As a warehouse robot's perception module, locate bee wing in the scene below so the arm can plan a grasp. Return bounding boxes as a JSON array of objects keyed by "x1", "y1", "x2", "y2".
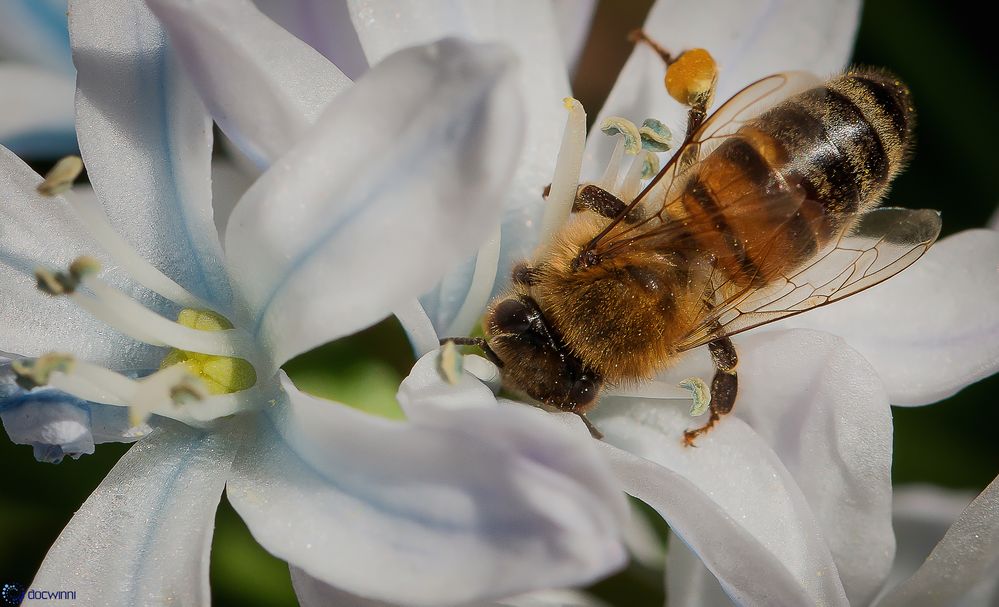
[
  {"x1": 691, "y1": 71, "x2": 822, "y2": 156},
  {"x1": 673, "y1": 206, "x2": 943, "y2": 352},
  {"x1": 585, "y1": 71, "x2": 823, "y2": 252}
]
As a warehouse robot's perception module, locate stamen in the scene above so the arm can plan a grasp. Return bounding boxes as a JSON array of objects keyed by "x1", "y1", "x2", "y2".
[
  {"x1": 68, "y1": 271, "x2": 257, "y2": 360},
  {"x1": 599, "y1": 138, "x2": 626, "y2": 190},
  {"x1": 61, "y1": 188, "x2": 210, "y2": 310},
  {"x1": 439, "y1": 341, "x2": 462, "y2": 385},
  {"x1": 619, "y1": 150, "x2": 657, "y2": 202},
  {"x1": 37, "y1": 357, "x2": 260, "y2": 426},
  {"x1": 603, "y1": 380, "x2": 689, "y2": 400},
  {"x1": 540, "y1": 97, "x2": 587, "y2": 244},
  {"x1": 444, "y1": 225, "x2": 501, "y2": 338},
  {"x1": 599, "y1": 117, "x2": 641, "y2": 155},
  {"x1": 11, "y1": 353, "x2": 75, "y2": 390},
  {"x1": 37, "y1": 155, "x2": 84, "y2": 196},
  {"x1": 639, "y1": 119, "x2": 673, "y2": 152}
]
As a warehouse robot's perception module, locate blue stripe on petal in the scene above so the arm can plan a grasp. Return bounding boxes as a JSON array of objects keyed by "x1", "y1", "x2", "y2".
[{"x1": 0, "y1": 128, "x2": 78, "y2": 158}]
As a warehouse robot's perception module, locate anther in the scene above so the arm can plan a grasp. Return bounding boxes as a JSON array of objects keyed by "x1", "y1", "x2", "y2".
[
  {"x1": 639, "y1": 119, "x2": 673, "y2": 152},
  {"x1": 37, "y1": 155, "x2": 84, "y2": 197},
  {"x1": 679, "y1": 377, "x2": 711, "y2": 416},
  {"x1": 11, "y1": 353, "x2": 75, "y2": 390},
  {"x1": 600, "y1": 117, "x2": 642, "y2": 155},
  {"x1": 439, "y1": 341, "x2": 462, "y2": 385}
]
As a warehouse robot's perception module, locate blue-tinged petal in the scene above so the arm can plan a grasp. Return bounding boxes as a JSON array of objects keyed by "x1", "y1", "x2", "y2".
[
  {"x1": 225, "y1": 38, "x2": 523, "y2": 368},
  {"x1": 30, "y1": 423, "x2": 236, "y2": 604},
  {"x1": 252, "y1": 0, "x2": 369, "y2": 81},
  {"x1": 0, "y1": 146, "x2": 163, "y2": 369},
  {"x1": 590, "y1": 401, "x2": 849, "y2": 606},
  {"x1": 778, "y1": 230, "x2": 999, "y2": 406},
  {"x1": 583, "y1": 0, "x2": 861, "y2": 179},
  {"x1": 0, "y1": 359, "x2": 151, "y2": 462},
  {"x1": 879, "y1": 473, "x2": 999, "y2": 607},
  {"x1": 0, "y1": 387, "x2": 94, "y2": 463},
  {"x1": 69, "y1": 0, "x2": 232, "y2": 309},
  {"x1": 227, "y1": 375, "x2": 627, "y2": 606},
  {"x1": 0, "y1": 64, "x2": 76, "y2": 158},
  {"x1": 346, "y1": 0, "x2": 573, "y2": 335},
  {"x1": 0, "y1": 0, "x2": 74, "y2": 74},
  {"x1": 146, "y1": 0, "x2": 352, "y2": 168}
]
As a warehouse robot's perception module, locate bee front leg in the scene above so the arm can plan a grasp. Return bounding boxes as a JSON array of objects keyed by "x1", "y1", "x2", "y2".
[{"x1": 683, "y1": 337, "x2": 738, "y2": 447}]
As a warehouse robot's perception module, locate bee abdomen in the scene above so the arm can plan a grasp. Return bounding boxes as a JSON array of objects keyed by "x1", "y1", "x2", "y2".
[{"x1": 756, "y1": 69, "x2": 914, "y2": 215}]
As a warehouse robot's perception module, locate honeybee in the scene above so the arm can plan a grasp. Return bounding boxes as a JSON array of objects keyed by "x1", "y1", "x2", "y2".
[{"x1": 449, "y1": 48, "x2": 941, "y2": 445}]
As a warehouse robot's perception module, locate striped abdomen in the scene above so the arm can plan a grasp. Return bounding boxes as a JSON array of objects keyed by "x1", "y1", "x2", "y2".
[{"x1": 676, "y1": 69, "x2": 914, "y2": 286}]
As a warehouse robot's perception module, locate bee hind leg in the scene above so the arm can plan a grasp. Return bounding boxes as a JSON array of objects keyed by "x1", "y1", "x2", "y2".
[{"x1": 683, "y1": 338, "x2": 738, "y2": 447}]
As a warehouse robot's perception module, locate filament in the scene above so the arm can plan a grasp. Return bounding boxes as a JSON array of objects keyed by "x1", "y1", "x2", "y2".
[
  {"x1": 444, "y1": 224, "x2": 502, "y2": 338},
  {"x1": 62, "y1": 188, "x2": 212, "y2": 310},
  {"x1": 540, "y1": 97, "x2": 587, "y2": 245}
]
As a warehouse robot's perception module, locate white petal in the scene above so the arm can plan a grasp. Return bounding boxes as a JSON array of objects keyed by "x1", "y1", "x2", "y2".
[
  {"x1": 0, "y1": 64, "x2": 76, "y2": 158},
  {"x1": 591, "y1": 401, "x2": 849, "y2": 606},
  {"x1": 70, "y1": 0, "x2": 232, "y2": 308},
  {"x1": 665, "y1": 533, "x2": 735, "y2": 607},
  {"x1": 346, "y1": 0, "x2": 573, "y2": 333},
  {"x1": 551, "y1": 0, "x2": 597, "y2": 73},
  {"x1": 879, "y1": 485, "x2": 977, "y2": 600},
  {"x1": 396, "y1": 349, "x2": 498, "y2": 417},
  {"x1": 227, "y1": 375, "x2": 627, "y2": 606},
  {"x1": 731, "y1": 329, "x2": 893, "y2": 605},
  {"x1": 879, "y1": 474, "x2": 999, "y2": 607},
  {"x1": 146, "y1": 0, "x2": 352, "y2": 167},
  {"x1": 225, "y1": 39, "x2": 523, "y2": 368},
  {"x1": 584, "y1": 0, "x2": 861, "y2": 178},
  {"x1": 252, "y1": 0, "x2": 369, "y2": 80},
  {"x1": 0, "y1": 0, "x2": 74, "y2": 74},
  {"x1": 779, "y1": 230, "x2": 999, "y2": 405},
  {"x1": 0, "y1": 146, "x2": 162, "y2": 369},
  {"x1": 291, "y1": 568, "x2": 393, "y2": 607},
  {"x1": 31, "y1": 423, "x2": 236, "y2": 604}
]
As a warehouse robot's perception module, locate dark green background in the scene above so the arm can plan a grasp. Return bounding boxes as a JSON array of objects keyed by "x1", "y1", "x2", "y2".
[{"x1": 2, "y1": 2, "x2": 996, "y2": 605}]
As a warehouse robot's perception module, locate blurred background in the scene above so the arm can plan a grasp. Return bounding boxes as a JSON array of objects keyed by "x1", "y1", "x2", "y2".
[{"x1": 2, "y1": 1, "x2": 997, "y2": 605}]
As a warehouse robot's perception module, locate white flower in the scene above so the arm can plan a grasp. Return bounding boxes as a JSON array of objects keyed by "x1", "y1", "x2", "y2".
[
  {"x1": 0, "y1": 0, "x2": 78, "y2": 158},
  {"x1": 0, "y1": 0, "x2": 632, "y2": 605},
  {"x1": 142, "y1": 0, "x2": 999, "y2": 604}
]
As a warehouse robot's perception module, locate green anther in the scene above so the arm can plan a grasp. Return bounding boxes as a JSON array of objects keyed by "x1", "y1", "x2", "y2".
[
  {"x1": 641, "y1": 151, "x2": 661, "y2": 179},
  {"x1": 160, "y1": 309, "x2": 256, "y2": 394},
  {"x1": 600, "y1": 117, "x2": 642, "y2": 155},
  {"x1": 639, "y1": 118, "x2": 673, "y2": 152},
  {"x1": 679, "y1": 377, "x2": 711, "y2": 416}
]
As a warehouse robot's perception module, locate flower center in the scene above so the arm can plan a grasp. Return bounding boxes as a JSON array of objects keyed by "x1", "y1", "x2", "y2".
[
  {"x1": 12, "y1": 171, "x2": 267, "y2": 427},
  {"x1": 159, "y1": 309, "x2": 257, "y2": 395}
]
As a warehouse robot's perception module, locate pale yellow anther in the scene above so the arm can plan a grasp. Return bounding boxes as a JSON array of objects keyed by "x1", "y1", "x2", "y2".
[
  {"x1": 160, "y1": 309, "x2": 256, "y2": 394},
  {"x1": 37, "y1": 155, "x2": 84, "y2": 197},
  {"x1": 12, "y1": 353, "x2": 76, "y2": 389},
  {"x1": 439, "y1": 341, "x2": 462, "y2": 385}
]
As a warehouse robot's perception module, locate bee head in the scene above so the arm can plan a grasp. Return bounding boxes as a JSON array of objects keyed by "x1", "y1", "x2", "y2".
[{"x1": 485, "y1": 297, "x2": 602, "y2": 413}]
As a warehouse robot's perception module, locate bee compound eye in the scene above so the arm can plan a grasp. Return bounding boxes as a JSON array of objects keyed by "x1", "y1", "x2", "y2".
[
  {"x1": 567, "y1": 374, "x2": 601, "y2": 411},
  {"x1": 489, "y1": 299, "x2": 532, "y2": 334}
]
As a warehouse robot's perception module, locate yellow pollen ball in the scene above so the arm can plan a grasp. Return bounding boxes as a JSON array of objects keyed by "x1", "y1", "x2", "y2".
[
  {"x1": 664, "y1": 48, "x2": 718, "y2": 107},
  {"x1": 159, "y1": 309, "x2": 256, "y2": 394}
]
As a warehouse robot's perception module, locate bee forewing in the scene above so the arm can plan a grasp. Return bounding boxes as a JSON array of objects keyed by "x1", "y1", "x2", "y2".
[{"x1": 674, "y1": 206, "x2": 942, "y2": 351}]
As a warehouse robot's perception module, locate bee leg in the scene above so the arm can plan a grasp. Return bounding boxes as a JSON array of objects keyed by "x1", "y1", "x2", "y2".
[
  {"x1": 439, "y1": 337, "x2": 504, "y2": 369},
  {"x1": 683, "y1": 338, "x2": 738, "y2": 447},
  {"x1": 576, "y1": 412, "x2": 604, "y2": 440}
]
